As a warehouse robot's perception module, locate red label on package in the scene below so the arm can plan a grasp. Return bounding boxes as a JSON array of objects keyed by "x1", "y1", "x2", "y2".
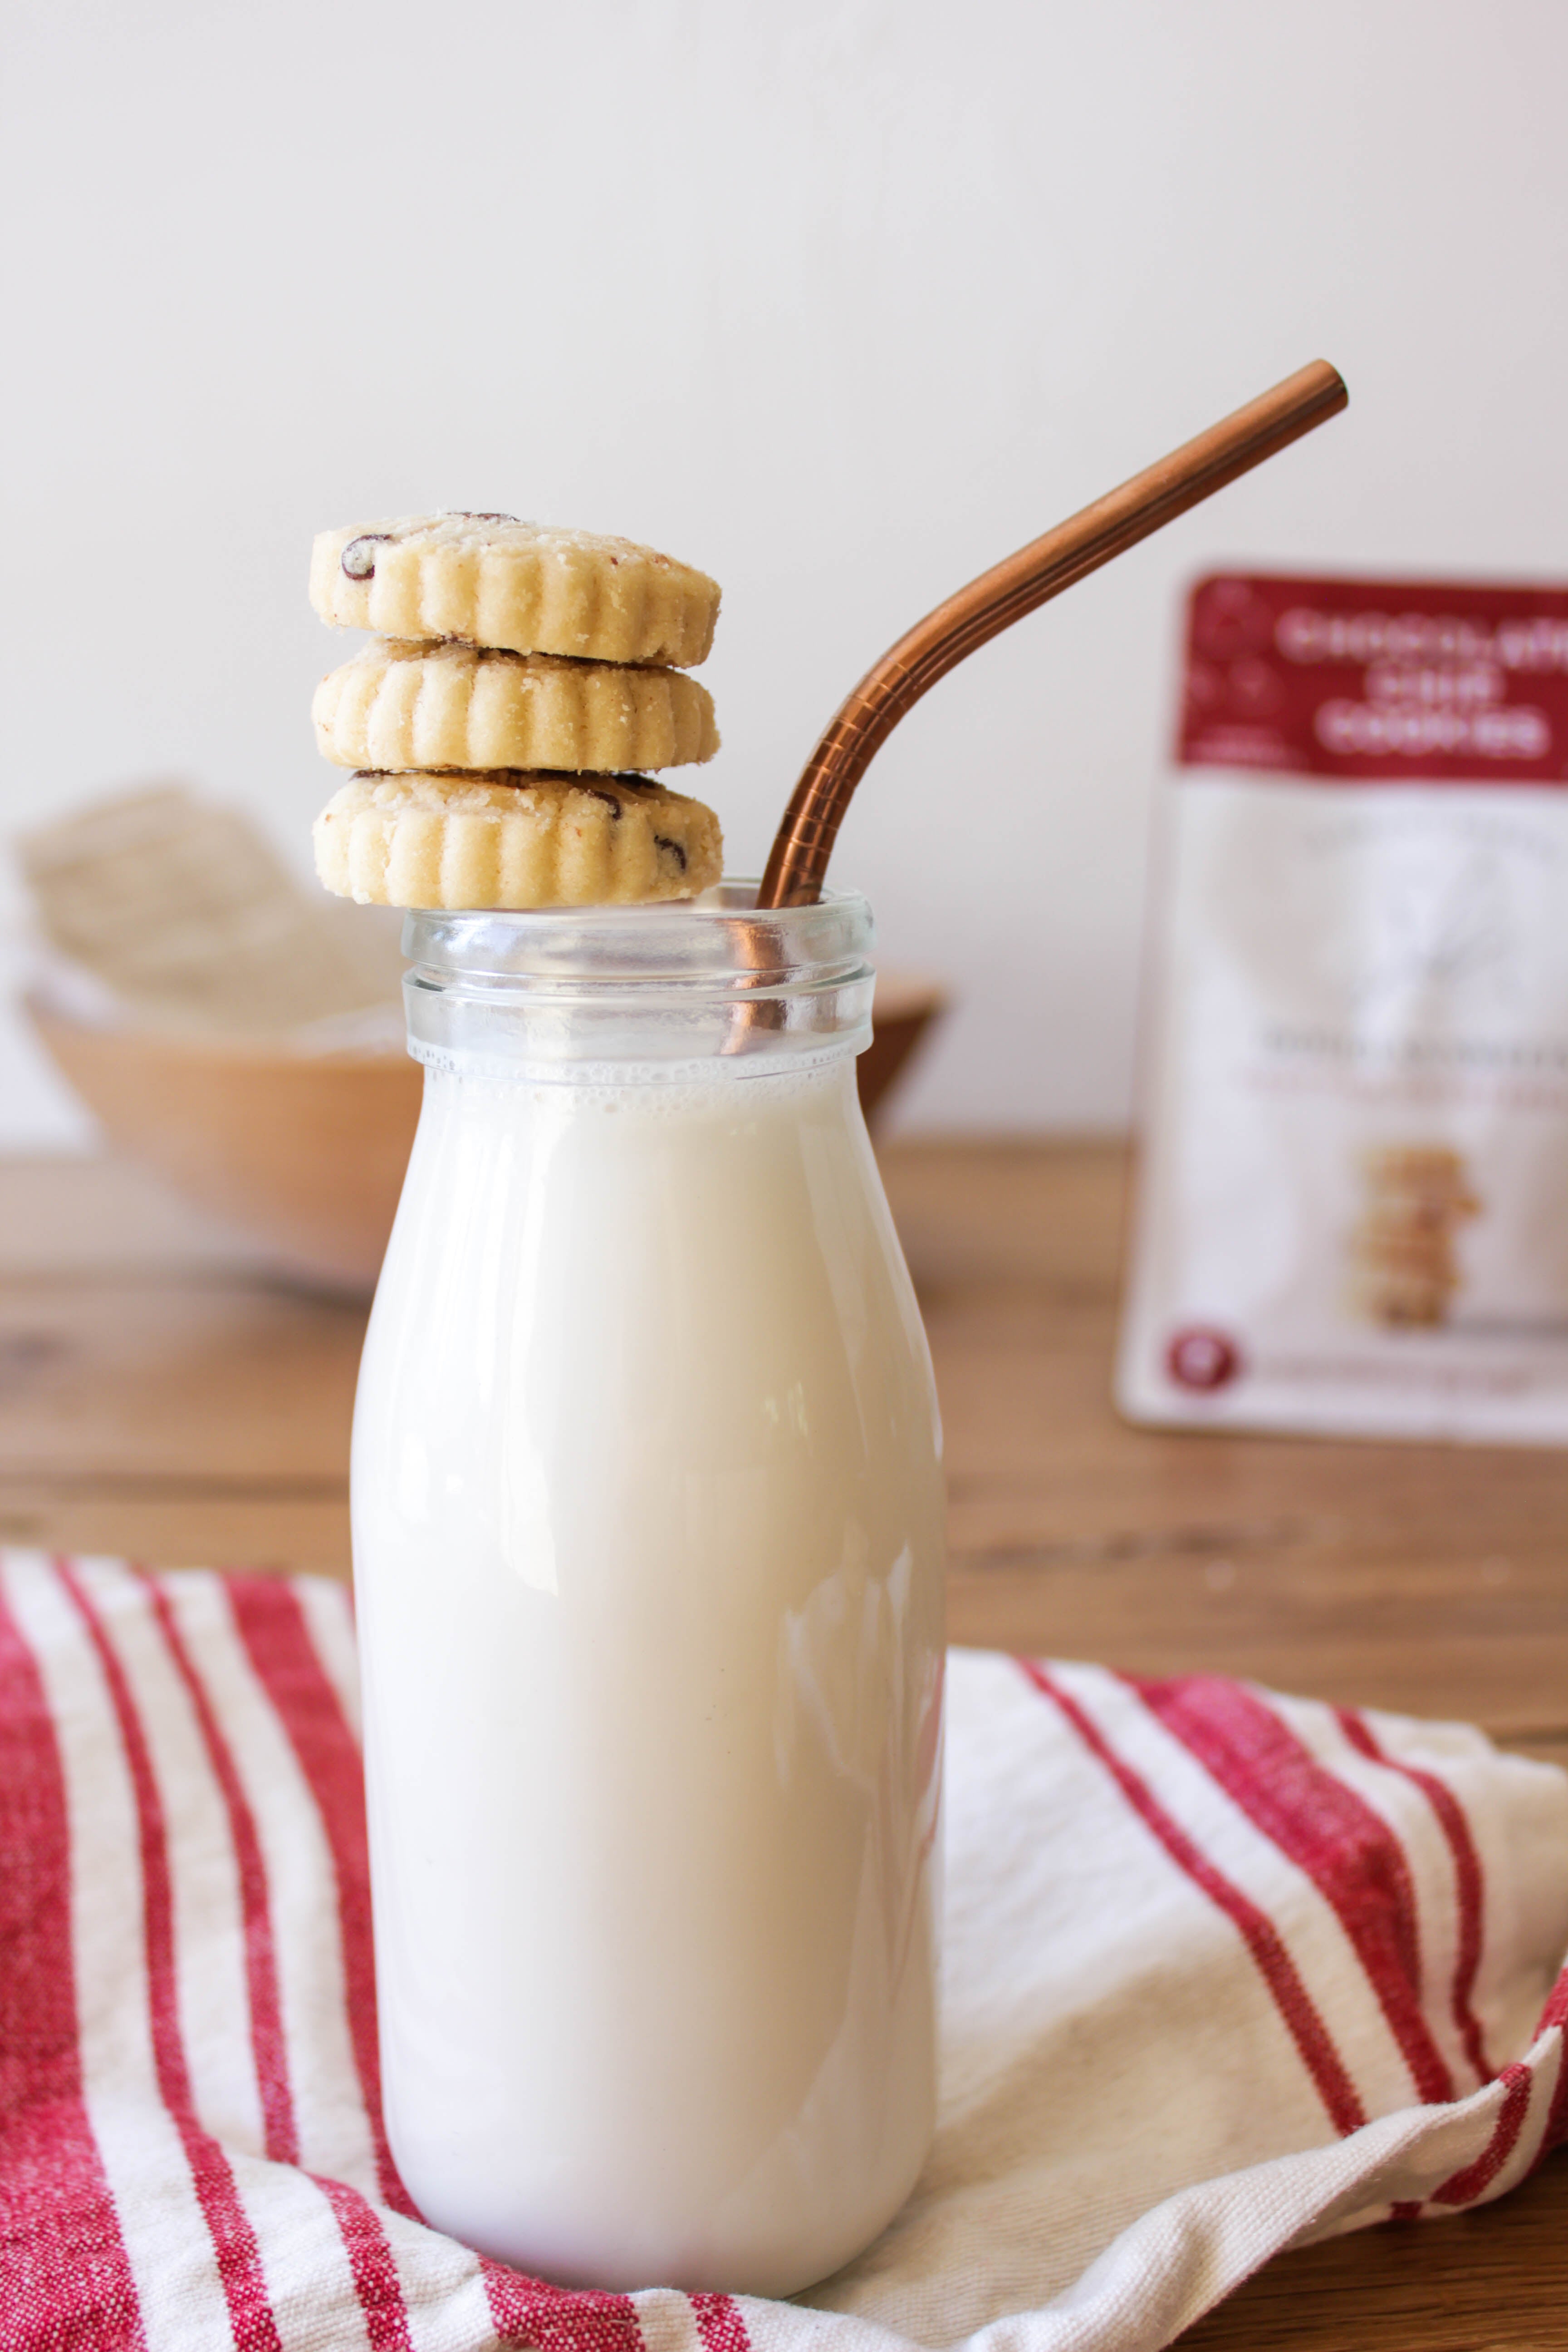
[{"x1": 1177, "y1": 573, "x2": 1568, "y2": 784}]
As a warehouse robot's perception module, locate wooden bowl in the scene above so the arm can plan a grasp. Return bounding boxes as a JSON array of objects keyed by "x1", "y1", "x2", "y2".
[
  {"x1": 860, "y1": 972, "x2": 946, "y2": 1127},
  {"x1": 27, "y1": 972, "x2": 944, "y2": 1296},
  {"x1": 27, "y1": 1001, "x2": 423, "y2": 1295}
]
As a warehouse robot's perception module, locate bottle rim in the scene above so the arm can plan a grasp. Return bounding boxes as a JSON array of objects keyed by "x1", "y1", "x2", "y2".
[
  {"x1": 401, "y1": 880, "x2": 872, "y2": 996},
  {"x1": 400, "y1": 880, "x2": 876, "y2": 1078}
]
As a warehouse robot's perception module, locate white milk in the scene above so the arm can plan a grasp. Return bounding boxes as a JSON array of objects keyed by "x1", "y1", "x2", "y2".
[{"x1": 353, "y1": 918, "x2": 946, "y2": 2297}]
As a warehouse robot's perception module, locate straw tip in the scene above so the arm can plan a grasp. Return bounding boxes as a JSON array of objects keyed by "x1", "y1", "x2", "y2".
[{"x1": 1304, "y1": 358, "x2": 1350, "y2": 411}]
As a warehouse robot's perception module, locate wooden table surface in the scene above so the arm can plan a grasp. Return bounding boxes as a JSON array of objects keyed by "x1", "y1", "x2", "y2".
[{"x1": 2, "y1": 1141, "x2": 1564, "y2": 2348}]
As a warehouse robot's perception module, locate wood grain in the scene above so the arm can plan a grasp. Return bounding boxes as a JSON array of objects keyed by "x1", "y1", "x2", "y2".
[
  {"x1": 2, "y1": 1141, "x2": 1564, "y2": 2345},
  {"x1": 1177, "y1": 2151, "x2": 1568, "y2": 2351}
]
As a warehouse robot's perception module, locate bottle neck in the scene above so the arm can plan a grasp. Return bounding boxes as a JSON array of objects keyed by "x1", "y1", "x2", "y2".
[{"x1": 401, "y1": 882, "x2": 875, "y2": 1084}]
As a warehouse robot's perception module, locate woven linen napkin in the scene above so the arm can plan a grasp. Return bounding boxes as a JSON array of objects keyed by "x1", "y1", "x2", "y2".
[{"x1": 1, "y1": 1551, "x2": 1564, "y2": 2352}]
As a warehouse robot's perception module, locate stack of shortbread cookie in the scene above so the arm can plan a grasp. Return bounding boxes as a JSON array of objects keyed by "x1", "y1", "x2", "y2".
[
  {"x1": 309, "y1": 513, "x2": 724, "y2": 907},
  {"x1": 1348, "y1": 1144, "x2": 1480, "y2": 1328}
]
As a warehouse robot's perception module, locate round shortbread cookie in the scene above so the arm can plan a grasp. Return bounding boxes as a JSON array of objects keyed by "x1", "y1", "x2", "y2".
[
  {"x1": 1351, "y1": 1273, "x2": 1454, "y2": 1328},
  {"x1": 313, "y1": 770, "x2": 723, "y2": 908},
  {"x1": 1349, "y1": 1229, "x2": 1459, "y2": 1278},
  {"x1": 309, "y1": 513, "x2": 720, "y2": 667},
  {"x1": 313, "y1": 640, "x2": 720, "y2": 774}
]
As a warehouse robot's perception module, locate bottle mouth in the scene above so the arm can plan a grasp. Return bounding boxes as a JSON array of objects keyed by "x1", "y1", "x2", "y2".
[
  {"x1": 401, "y1": 880, "x2": 876, "y2": 1077},
  {"x1": 402, "y1": 881, "x2": 871, "y2": 993}
]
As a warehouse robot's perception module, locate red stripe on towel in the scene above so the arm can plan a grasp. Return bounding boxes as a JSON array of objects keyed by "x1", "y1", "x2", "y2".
[
  {"x1": 1019, "y1": 1662, "x2": 1366, "y2": 2137},
  {"x1": 137, "y1": 1572, "x2": 298, "y2": 2166},
  {"x1": 140, "y1": 1573, "x2": 415, "y2": 2350},
  {"x1": 481, "y1": 2263, "x2": 645, "y2": 2352},
  {"x1": 1532, "y1": 1965, "x2": 1568, "y2": 2162},
  {"x1": 315, "y1": 2175, "x2": 416, "y2": 2352},
  {"x1": 692, "y1": 2293, "x2": 753, "y2": 2352},
  {"x1": 1133, "y1": 1678, "x2": 1454, "y2": 2105},
  {"x1": 225, "y1": 1575, "x2": 416, "y2": 2220},
  {"x1": 1334, "y1": 1706, "x2": 1491, "y2": 2087},
  {"x1": 1431, "y1": 2064, "x2": 1533, "y2": 2205},
  {"x1": 59, "y1": 1561, "x2": 284, "y2": 2352},
  {"x1": 0, "y1": 1573, "x2": 146, "y2": 2350}
]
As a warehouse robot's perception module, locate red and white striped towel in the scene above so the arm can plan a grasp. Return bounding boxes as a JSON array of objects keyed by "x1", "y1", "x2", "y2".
[{"x1": 1, "y1": 1551, "x2": 1564, "y2": 2352}]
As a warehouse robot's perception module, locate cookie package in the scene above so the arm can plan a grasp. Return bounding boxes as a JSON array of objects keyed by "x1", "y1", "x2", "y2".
[{"x1": 1118, "y1": 570, "x2": 1568, "y2": 1445}]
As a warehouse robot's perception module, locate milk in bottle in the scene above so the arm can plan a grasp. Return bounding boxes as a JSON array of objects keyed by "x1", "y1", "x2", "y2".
[{"x1": 352, "y1": 885, "x2": 946, "y2": 2296}]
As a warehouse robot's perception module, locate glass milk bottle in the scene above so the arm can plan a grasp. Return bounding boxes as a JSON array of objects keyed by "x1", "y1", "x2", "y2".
[{"x1": 352, "y1": 883, "x2": 946, "y2": 2298}]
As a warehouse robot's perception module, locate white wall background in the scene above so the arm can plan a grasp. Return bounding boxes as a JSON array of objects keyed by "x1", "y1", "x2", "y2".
[{"x1": 3, "y1": 0, "x2": 1566, "y2": 1144}]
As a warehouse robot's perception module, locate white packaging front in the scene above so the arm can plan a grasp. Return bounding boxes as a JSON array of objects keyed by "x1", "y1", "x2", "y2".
[{"x1": 1119, "y1": 571, "x2": 1568, "y2": 1445}]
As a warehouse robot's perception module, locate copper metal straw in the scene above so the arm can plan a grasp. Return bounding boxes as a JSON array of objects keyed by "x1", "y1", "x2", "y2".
[{"x1": 756, "y1": 358, "x2": 1348, "y2": 910}]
